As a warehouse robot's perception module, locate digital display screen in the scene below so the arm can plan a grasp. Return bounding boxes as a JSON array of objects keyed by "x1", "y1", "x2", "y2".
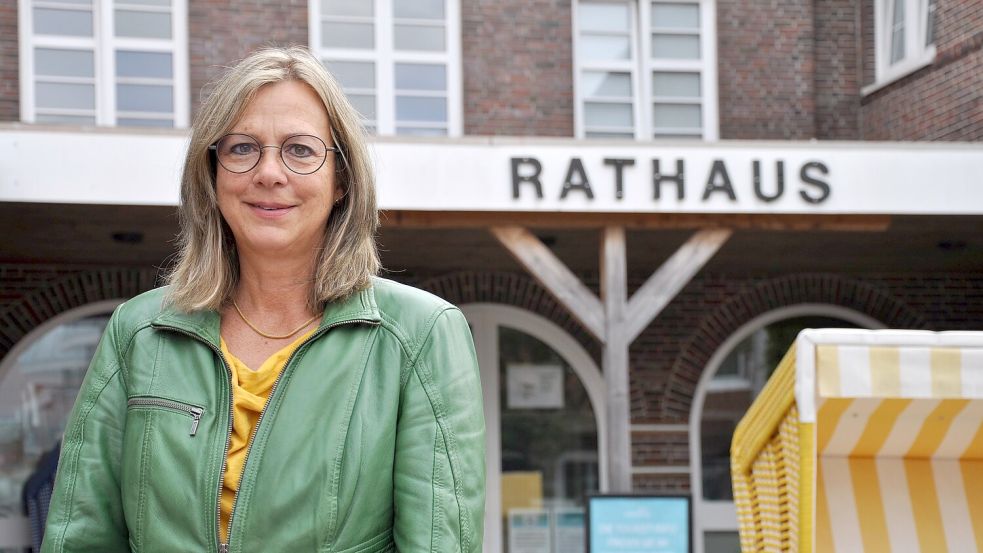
[{"x1": 587, "y1": 495, "x2": 691, "y2": 553}]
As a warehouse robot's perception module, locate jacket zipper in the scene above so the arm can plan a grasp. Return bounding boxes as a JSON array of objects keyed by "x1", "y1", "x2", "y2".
[
  {"x1": 156, "y1": 317, "x2": 378, "y2": 553},
  {"x1": 127, "y1": 396, "x2": 205, "y2": 436},
  {"x1": 222, "y1": 317, "x2": 379, "y2": 552}
]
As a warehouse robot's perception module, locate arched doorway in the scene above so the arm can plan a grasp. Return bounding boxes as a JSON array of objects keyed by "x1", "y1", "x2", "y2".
[
  {"x1": 688, "y1": 304, "x2": 883, "y2": 553},
  {"x1": 0, "y1": 299, "x2": 122, "y2": 548},
  {"x1": 462, "y1": 304, "x2": 606, "y2": 553}
]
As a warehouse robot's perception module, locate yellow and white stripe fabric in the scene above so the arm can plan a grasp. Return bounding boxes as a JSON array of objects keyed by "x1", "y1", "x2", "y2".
[
  {"x1": 732, "y1": 329, "x2": 983, "y2": 553},
  {"x1": 808, "y1": 331, "x2": 983, "y2": 553}
]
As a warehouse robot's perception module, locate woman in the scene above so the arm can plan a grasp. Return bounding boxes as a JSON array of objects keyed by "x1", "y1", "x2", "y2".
[{"x1": 41, "y1": 46, "x2": 485, "y2": 552}]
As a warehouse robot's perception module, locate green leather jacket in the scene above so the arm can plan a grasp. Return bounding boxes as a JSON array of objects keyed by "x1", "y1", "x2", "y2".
[{"x1": 41, "y1": 278, "x2": 486, "y2": 553}]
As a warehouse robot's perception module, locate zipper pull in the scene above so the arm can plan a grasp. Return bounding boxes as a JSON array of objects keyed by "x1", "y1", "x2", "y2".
[
  {"x1": 219, "y1": 543, "x2": 229, "y2": 553},
  {"x1": 190, "y1": 407, "x2": 204, "y2": 436}
]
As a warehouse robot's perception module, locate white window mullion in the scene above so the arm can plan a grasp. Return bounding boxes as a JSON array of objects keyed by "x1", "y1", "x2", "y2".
[
  {"x1": 389, "y1": 51, "x2": 450, "y2": 64},
  {"x1": 319, "y1": 49, "x2": 380, "y2": 62},
  {"x1": 98, "y1": 0, "x2": 114, "y2": 126},
  {"x1": 307, "y1": 0, "x2": 320, "y2": 58},
  {"x1": 112, "y1": 38, "x2": 175, "y2": 52},
  {"x1": 580, "y1": 60, "x2": 636, "y2": 71},
  {"x1": 172, "y1": 0, "x2": 188, "y2": 126},
  {"x1": 376, "y1": 0, "x2": 395, "y2": 135},
  {"x1": 635, "y1": 0, "x2": 650, "y2": 140}
]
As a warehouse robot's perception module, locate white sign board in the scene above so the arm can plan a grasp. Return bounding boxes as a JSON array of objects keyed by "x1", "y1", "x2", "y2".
[
  {"x1": 508, "y1": 509, "x2": 551, "y2": 553},
  {"x1": 1, "y1": 127, "x2": 981, "y2": 215},
  {"x1": 507, "y1": 364, "x2": 564, "y2": 409},
  {"x1": 553, "y1": 507, "x2": 586, "y2": 553}
]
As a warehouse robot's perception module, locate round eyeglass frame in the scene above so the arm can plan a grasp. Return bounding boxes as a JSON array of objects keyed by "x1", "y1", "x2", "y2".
[{"x1": 208, "y1": 133, "x2": 340, "y2": 175}]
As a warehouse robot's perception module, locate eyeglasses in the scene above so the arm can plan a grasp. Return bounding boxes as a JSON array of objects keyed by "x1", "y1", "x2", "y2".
[{"x1": 208, "y1": 133, "x2": 339, "y2": 175}]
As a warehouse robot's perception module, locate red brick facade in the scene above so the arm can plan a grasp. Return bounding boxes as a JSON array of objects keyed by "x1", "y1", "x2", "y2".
[
  {"x1": 717, "y1": 0, "x2": 818, "y2": 139},
  {"x1": 859, "y1": 0, "x2": 983, "y2": 140},
  {"x1": 814, "y1": 0, "x2": 861, "y2": 139},
  {"x1": 461, "y1": 0, "x2": 574, "y2": 136},
  {"x1": 188, "y1": 0, "x2": 309, "y2": 118},
  {"x1": 4, "y1": 1, "x2": 980, "y2": 140}
]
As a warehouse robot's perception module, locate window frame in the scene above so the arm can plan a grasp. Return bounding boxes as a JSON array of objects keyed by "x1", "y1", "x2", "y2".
[
  {"x1": 18, "y1": 0, "x2": 189, "y2": 127},
  {"x1": 572, "y1": 0, "x2": 718, "y2": 141},
  {"x1": 865, "y1": 0, "x2": 937, "y2": 95},
  {"x1": 308, "y1": 0, "x2": 463, "y2": 137}
]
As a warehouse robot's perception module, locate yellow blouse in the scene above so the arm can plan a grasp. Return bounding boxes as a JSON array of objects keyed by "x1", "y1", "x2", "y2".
[{"x1": 218, "y1": 329, "x2": 316, "y2": 543}]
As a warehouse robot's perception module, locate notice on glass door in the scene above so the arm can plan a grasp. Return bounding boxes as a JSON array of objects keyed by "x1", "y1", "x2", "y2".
[
  {"x1": 506, "y1": 364, "x2": 564, "y2": 409},
  {"x1": 508, "y1": 509, "x2": 551, "y2": 553},
  {"x1": 553, "y1": 507, "x2": 586, "y2": 553}
]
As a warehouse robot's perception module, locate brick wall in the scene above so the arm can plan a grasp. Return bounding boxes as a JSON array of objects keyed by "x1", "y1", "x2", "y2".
[
  {"x1": 0, "y1": 0, "x2": 18, "y2": 121},
  {"x1": 188, "y1": 0, "x2": 308, "y2": 117},
  {"x1": 717, "y1": 0, "x2": 817, "y2": 139},
  {"x1": 0, "y1": 265, "x2": 160, "y2": 356},
  {"x1": 461, "y1": 0, "x2": 574, "y2": 136},
  {"x1": 861, "y1": 0, "x2": 876, "y2": 88},
  {"x1": 814, "y1": 0, "x2": 861, "y2": 139},
  {"x1": 860, "y1": 0, "x2": 983, "y2": 140}
]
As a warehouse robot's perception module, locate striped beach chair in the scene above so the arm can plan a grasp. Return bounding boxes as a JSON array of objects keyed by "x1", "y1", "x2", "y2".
[{"x1": 731, "y1": 329, "x2": 983, "y2": 553}]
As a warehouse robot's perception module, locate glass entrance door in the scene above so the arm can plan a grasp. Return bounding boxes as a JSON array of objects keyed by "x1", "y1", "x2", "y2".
[{"x1": 464, "y1": 305, "x2": 605, "y2": 553}]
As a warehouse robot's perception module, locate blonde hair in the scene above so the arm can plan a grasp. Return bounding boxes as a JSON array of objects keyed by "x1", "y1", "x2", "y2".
[{"x1": 167, "y1": 46, "x2": 380, "y2": 312}]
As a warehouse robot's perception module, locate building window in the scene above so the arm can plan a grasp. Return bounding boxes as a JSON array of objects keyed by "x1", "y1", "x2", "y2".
[
  {"x1": 573, "y1": 0, "x2": 718, "y2": 140},
  {"x1": 19, "y1": 0, "x2": 189, "y2": 127},
  {"x1": 869, "y1": 0, "x2": 937, "y2": 92},
  {"x1": 310, "y1": 0, "x2": 463, "y2": 137}
]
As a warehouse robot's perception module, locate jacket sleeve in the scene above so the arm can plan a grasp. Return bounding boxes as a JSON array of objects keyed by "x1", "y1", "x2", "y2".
[
  {"x1": 41, "y1": 309, "x2": 129, "y2": 552},
  {"x1": 393, "y1": 307, "x2": 486, "y2": 553}
]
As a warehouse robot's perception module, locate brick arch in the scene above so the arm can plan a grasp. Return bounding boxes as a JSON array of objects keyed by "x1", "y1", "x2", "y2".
[
  {"x1": 416, "y1": 270, "x2": 601, "y2": 362},
  {"x1": 0, "y1": 268, "x2": 160, "y2": 360},
  {"x1": 659, "y1": 273, "x2": 928, "y2": 420}
]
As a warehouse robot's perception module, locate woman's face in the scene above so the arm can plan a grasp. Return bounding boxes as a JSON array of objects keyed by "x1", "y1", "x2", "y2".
[{"x1": 216, "y1": 79, "x2": 341, "y2": 261}]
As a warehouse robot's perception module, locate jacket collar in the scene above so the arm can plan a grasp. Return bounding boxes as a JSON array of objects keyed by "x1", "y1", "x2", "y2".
[{"x1": 152, "y1": 283, "x2": 381, "y2": 347}]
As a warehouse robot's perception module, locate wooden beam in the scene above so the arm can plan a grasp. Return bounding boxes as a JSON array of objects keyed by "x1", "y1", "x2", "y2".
[
  {"x1": 625, "y1": 228, "x2": 732, "y2": 341},
  {"x1": 383, "y1": 210, "x2": 892, "y2": 231},
  {"x1": 490, "y1": 226, "x2": 606, "y2": 342},
  {"x1": 601, "y1": 227, "x2": 633, "y2": 492}
]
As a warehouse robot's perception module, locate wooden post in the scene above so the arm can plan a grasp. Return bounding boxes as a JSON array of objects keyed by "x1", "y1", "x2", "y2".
[
  {"x1": 490, "y1": 225, "x2": 731, "y2": 493},
  {"x1": 601, "y1": 226, "x2": 632, "y2": 491}
]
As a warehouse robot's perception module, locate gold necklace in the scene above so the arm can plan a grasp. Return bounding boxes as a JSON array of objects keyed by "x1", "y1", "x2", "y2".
[{"x1": 232, "y1": 299, "x2": 320, "y2": 340}]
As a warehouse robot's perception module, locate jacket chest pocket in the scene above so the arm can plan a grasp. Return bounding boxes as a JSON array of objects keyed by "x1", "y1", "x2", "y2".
[
  {"x1": 127, "y1": 396, "x2": 205, "y2": 436},
  {"x1": 122, "y1": 395, "x2": 211, "y2": 551}
]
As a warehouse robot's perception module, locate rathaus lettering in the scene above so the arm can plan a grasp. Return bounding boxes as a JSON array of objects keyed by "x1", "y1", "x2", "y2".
[{"x1": 509, "y1": 157, "x2": 831, "y2": 204}]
